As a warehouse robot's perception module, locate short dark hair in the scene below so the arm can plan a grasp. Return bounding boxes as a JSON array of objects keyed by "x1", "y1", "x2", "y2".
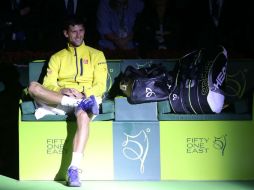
[{"x1": 63, "y1": 16, "x2": 86, "y2": 30}]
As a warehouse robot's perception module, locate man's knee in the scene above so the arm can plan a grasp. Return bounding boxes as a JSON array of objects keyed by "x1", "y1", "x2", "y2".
[
  {"x1": 28, "y1": 81, "x2": 42, "y2": 97},
  {"x1": 75, "y1": 109, "x2": 90, "y2": 120}
]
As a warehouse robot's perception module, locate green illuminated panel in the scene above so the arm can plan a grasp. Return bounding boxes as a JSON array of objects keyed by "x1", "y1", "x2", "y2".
[
  {"x1": 19, "y1": 120, "x2": 113, "y2": 180},
  {"x1": 160, "y1": 121, "x2": 254, "y2": 180}
]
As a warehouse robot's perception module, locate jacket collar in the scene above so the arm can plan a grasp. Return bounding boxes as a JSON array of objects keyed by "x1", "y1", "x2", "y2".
[{"x1": 67, "y1": 41, "x2": 86, "y2": 55}]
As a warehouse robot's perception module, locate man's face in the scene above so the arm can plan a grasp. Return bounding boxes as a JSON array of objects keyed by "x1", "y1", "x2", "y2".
[{"x1": 64, "y1": 24, "x2": 85, "y2": 47}]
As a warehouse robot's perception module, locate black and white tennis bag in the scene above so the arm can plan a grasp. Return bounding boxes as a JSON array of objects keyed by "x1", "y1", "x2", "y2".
[{"x1": 169, "y1": 45, "x2": 228, "y2": 114}]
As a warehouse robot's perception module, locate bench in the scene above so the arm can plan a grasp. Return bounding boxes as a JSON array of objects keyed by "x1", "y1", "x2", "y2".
[{"x1": 19, "y1": 59, "x2": 254, "y2": 181}]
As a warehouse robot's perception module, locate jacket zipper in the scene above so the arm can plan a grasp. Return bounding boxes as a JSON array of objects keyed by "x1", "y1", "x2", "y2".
[
  {"x1": 74, "y1": 48, "x2": 78, "y2": 82},
  {"x1": 80, "y1": 58, "x2": 83, "y2": 76}
]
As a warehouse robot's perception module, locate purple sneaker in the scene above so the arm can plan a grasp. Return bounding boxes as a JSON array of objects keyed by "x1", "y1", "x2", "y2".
[
  {"x1": 66, "y1": 166, "x2": 81, "y2": 187},
  {"x1": 77, "y1": 95, "x2": 99, "y2": 115},
  {"x1": 89, "y1": 95, "x2": 99, "y2": 115},
  {"x1": 77, "y1": 97, "x2": 93, "y2": 111}
]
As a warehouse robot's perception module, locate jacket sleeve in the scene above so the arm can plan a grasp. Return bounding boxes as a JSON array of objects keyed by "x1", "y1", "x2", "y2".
[
  {"x1": 85, "y1": 52, "x2": 108, "y2": 97},
  {"x1": 42, "y1": 55, "x2": 61, "y2": 92}
]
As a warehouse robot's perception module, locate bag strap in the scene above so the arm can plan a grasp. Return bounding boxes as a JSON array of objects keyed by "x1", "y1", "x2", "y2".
[
  {"x1": 124, "y1": 66, "x2": 146, "y2": 78},
  {"x1": 124, "y1": 64, "x2": 166, "y2": 78}
]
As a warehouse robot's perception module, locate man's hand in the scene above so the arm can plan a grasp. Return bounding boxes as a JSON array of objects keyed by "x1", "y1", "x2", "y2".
[{"x1": 60, "y1": 88, "x2": 85, "y2": 99}]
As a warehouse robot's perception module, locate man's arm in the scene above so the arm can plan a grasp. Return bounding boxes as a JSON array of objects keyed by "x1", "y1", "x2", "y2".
[
  {"x1": 42, "y1": 55, "x2": 62, "y2": 92},
  {"x1": 84, "y1": 52, "x2": 108, "y2": 98}
]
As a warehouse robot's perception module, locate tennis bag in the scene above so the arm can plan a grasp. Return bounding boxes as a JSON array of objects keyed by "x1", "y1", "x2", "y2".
[
  {"x1": 169, "y1": 45, "x2": 228, "y2": 114},
  {"x1": 120, "y1": 64, "x2": 173, "y2": 104}
]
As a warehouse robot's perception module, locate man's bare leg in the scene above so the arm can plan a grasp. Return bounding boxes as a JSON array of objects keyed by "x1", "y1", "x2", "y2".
[
  {"x1": 29, "y1": 82, "x2": 90, "y2": 186},
  {"x1": 28, "y1": 81, "x2": 81, "y2": 106},
  {"x1": 73, "y1": 109, "x2": 90, "y2": 153},
  {"x1": 69, "y1": 109, "x2": 90, "y2": 167},
  {"x1": 67, "y1": 109, "x2": 90, "y2": 187},
  {"x1": 28, "y1": 81, "x2": 63, "y2": 104}
]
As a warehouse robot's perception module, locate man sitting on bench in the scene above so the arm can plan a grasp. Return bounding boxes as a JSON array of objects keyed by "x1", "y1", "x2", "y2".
[{"x1": 27, "y1": 16, "x2": 108, "y2": 187}]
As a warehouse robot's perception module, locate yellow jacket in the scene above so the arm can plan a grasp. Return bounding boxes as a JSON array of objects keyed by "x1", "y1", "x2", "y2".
[{"x1": 43, "y1": 42, "x2": 107, "y2": 98}]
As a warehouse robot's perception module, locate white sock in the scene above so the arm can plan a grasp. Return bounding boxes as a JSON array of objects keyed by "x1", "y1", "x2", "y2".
[
  {"x1": 61, "y1": 96, "x2": 81, "y2": 107},
  {"x1": 69, "y1": 152, "x2": 83, "y2": 168},
  {"x1": 207, "y1": 90, "x2": 225, "y2": 113}
]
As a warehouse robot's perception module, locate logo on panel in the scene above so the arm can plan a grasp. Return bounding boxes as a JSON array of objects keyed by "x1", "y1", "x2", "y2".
[
  {"x1": 113, "y1": 122, "x2": 161, "y2": 180},
  {"x1": 186, "y1": 134, "x2": 227, "y2": 156},
  {"x1": 46, "y1": 138, "x2": 65, "y2": 154}
]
